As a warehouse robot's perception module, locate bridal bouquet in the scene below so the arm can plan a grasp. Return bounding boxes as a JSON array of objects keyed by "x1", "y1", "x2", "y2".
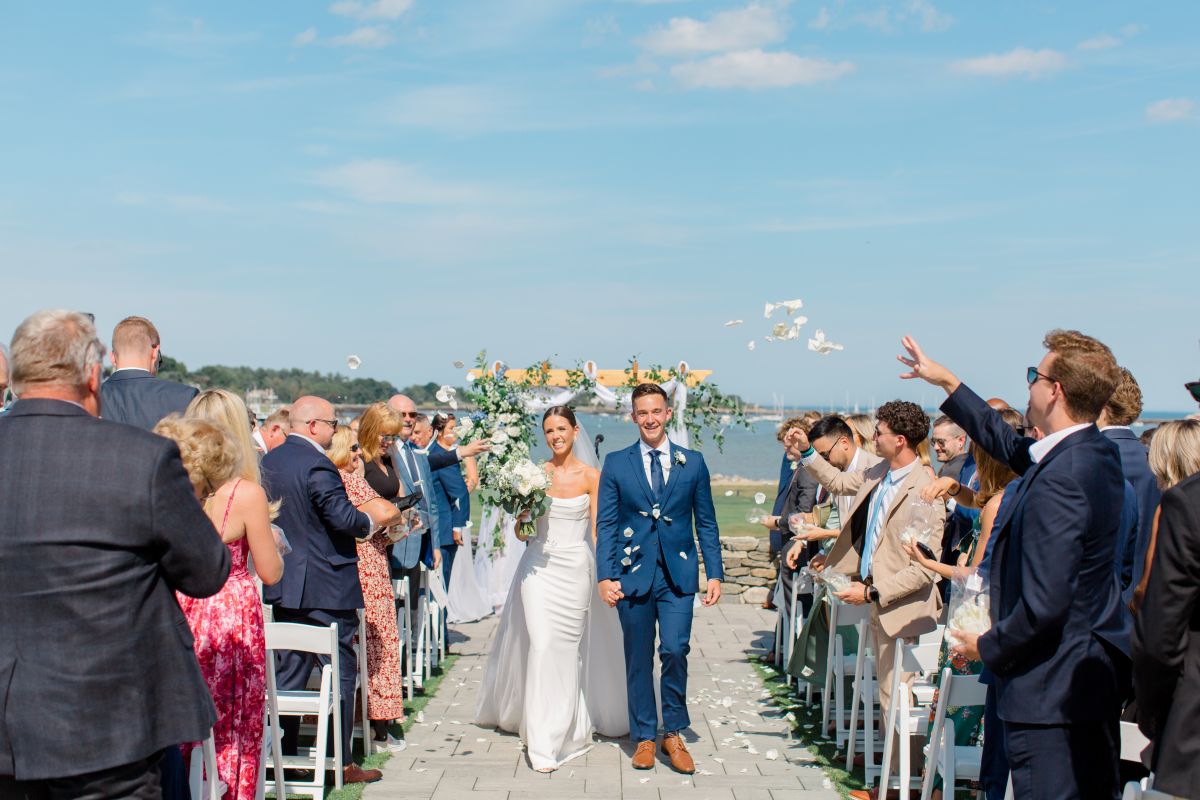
[
  {"x1": 946, "y1": 569, "x2": 991, "y2": 651},
  {"x1": 494, "y1": 457, "x2": 553, "y2": 540}
]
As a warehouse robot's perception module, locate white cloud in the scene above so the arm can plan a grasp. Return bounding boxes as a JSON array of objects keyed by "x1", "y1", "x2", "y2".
[
  {"x1": 1077, "y1": 34, "x2": 1120, "y2": 51},
  {"x1": 951, "y1": 48, "x2": 1067, "y2": 79},
  {"x1": 1120, "y1": 23, "x2": 1145, "y2": 38},
  {"x1": 314, "y1": 160, "x2": 488, "y2": 205},
  {"x1": 640, "y1": 3, "x2": 787, "y2": 56},
  {"x1": 293, "y1": 27, "x2": 318, "y2": 47},
  {"x1": 671, "y1": 49, "x2": 855, "y2": 90},
  {"x1": 905, "y1": 0, "x2": 952, "y2": 33},
  {"x1": 329, "y1": 0, "x2": 412, "y2": 21},
  {"x1": 330, "y1": 26, "x2": 393, "y2": 48},
  {"x1": 1146, "y1": 98, "x2": 1196, "y2": 124},
  {"x1": 809, "y1": 7, "x2": 831, "y2": 30}
]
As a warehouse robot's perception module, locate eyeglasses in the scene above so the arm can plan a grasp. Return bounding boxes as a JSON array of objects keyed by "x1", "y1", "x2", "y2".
[
  {"x1": 398, "y1": 411, "x2": 418, "y2": 419},
  {"x1": 931, "y1": 438, "x2": 951, "y2": 448},
  {"x1": 310, "y1": 418, "x2": 339, "y2": 431},
  {"x1": 1187, "y1": 381, "x2": 1200, "y2": 403},
  {"x1": 1027, "y1": 367, "x2": 1054, "y2": 386},
  {"x1": 1016, "y1": 425, "x2": 1034, "y2": 437},
  {"x1": 381, "y1": 435, "x2": 398, "y2": 444},
  {"x1": 350, "y1": 444, "x2": 361, "y2": 452}
]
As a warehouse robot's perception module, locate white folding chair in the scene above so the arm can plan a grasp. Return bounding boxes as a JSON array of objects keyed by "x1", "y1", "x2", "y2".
[
  {"x1": 783, "y1": 566, "x2": 813, "y2": 691},
  {"x1": 1123, "y1": 784, "x2": 1182, "y2": 800},
  {"x1": 877, "y1": 638, "x2": 943, "y2": 800},
  {"x1": 845, "y1": 617, "x2": 878, "y2": 782},
  {"x1": 355, "y1": 607, "x2": 374, "y2": 755},
  {"x1": 257, "y1": 658, "x2": 286, "y2": 800},
  {"x1": 822, "y1": 599, "x2": 870, "y2": 743},
  {"x1": 392, "y1": 576, "x2": 415, "y2": 699},
  {"x1": 263, "y1": 621, "x2": 343, "y2": 800},
  {"x1": 919, "y1": 667, "x2": 988, "y2": 800},
  {"x1": 188, "y1": 732, "x2": 222, "y2": 800}
]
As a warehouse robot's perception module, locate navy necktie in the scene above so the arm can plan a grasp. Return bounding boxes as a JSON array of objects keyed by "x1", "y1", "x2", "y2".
[{"x1": 649, "y1": 449, "x2": 665, "y2": 500}]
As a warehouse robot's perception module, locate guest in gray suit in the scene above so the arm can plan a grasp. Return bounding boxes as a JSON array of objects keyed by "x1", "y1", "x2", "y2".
[
  {"x1": 0, "y1": 310, "x2": 230, "y2": 800},
  {"x1": 100, "y1": 316, "x2": 197, "y2": 430}
]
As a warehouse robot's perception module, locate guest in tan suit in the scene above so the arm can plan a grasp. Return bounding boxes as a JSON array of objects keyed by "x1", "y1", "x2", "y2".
[{"x1": 787, "y1": 401, "x2": 944, "y2": 720}]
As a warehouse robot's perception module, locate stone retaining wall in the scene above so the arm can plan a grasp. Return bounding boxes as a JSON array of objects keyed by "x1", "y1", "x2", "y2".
[{"x1": 700, "y1": 535, "x2": 776, "y2": 605}]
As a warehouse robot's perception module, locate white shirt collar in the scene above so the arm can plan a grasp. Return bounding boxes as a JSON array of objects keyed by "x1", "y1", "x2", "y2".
[
  {"x1": 111, "y1": 367, "x2": 151, "y2": 375},
  {"x1": 1029, "y1": 422, "x2": 1092, "y2": 463},
  {"x1": 1099, "y1": 425, "x2": 1132, "y2": 432},
  {"x1": 886, "y1": 459, "x2": 918, "y2": 483},
  {"x1": 847, "y1": 447, "x2": 862, "y2": 473},
  {"x1": 640, "y1": 437, "x2": 671, "y2": 458},
  {"x1": 288, "y1": 432, "x2": 328, "y2": 455}
]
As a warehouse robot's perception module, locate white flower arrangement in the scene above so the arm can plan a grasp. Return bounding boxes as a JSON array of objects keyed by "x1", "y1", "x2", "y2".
[
  {"x1": 946, "y1": 571, "x2": 992, "y2": 649},
  {"x1": 495, "y1": 457, "x2": 553, "y2": 541}
]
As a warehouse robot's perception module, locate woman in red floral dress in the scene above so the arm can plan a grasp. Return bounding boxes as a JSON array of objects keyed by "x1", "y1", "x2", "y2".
[
  {"x1": 326, "y1": 425, "x2": 413, "y2": 751},
  {"x1": 155, "y1": 411, "x2": 284, "y2": 800}
]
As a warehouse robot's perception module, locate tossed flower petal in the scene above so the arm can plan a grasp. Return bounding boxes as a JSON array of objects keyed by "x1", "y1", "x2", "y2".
[
  {"x1": 346, "y1": 355, "x2": 362, "y2": 370},
  {"x1": 754, "y1": 492, "x2": 767, "y2": 505},
  {"x1": 723, "y1": 319, "x2": 743, "y2": 327}
]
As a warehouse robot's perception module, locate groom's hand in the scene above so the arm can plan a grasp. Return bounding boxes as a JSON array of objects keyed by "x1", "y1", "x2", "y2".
[
  {"x1": 598, "y1": 579, "x2": 624, "y2": 607},
  {"x1": 701, "y1": 579, "x2": 722, "y2": 606}
]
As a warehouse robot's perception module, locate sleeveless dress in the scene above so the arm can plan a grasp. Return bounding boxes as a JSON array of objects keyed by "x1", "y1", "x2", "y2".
[
  {"x1": 339, "y1": 469, "x2": 406, "y2": 720},
  {"x1": 476, "y1": 495, "x2": 629, "y2": 770},
  {"x1": 177, "y1": 480, "x2": 265, "y2": 800}
]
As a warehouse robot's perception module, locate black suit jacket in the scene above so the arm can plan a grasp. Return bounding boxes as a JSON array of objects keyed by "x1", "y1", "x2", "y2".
[
  {"x1": 1104, "y1": 428, "x2": 1161, "y2": 597},
  {"x1": 100, "y1": 369, "x2": 198, "y2": 431},
  {"x1": 0, "y1": 399, "x2": 230, "y2": 780},
  {"x1": 943, "y1": 385, "x2": 1130, "y2": 724},
  {"x1": 1133, "y1": 472, "x2": 1200, "y2": 796},
  {"x1": 261, "y1": 436, "x2": 372, "y2": 611}
]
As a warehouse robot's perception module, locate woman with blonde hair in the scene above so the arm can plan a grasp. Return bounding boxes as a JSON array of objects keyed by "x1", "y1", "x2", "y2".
[
  {"x1": 845, "y1": 413, "x2": 877, "y2": 455},
  {"x1": 1131, "y1": 419, "x2": 1200, "y2": 612},
  {"x1": 187, "y1": 388, "x2": 263, "y2": 483},
  {"x1": 326, "y1": 424, "x2": 413, "y2": 750},
  {"x1": 154, "y1": 414, "x2": 283, "y2": 800}
]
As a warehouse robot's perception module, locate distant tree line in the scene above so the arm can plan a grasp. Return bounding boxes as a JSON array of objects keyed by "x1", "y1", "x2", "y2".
[{"x1": 152, "y1": 355, "x2": 454, "y2": 406}]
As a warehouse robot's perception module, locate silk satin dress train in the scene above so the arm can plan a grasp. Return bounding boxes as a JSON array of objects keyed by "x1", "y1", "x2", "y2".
[{"x1": 476, "y1": 494, "x2": 629, "y2": 770}]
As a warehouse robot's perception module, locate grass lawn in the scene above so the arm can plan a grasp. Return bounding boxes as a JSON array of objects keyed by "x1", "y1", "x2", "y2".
[{"x1": 466, "y1": 480, "x2": 779, "y2": 540}]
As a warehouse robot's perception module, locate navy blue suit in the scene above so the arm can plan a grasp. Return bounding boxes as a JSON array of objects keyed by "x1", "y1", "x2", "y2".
[
  {"x1": 597, "y1": 440, "x2": 723, "y2": 741},
  {"x1": 1103, "y1": 428, "x2": 1160, "y2": 602},
  {"x1": 942, "y1": 385, "x2": 1130, "y2": 800},
  {"x1": 260, "y1": 435, "x2": 373, "y2": 763},
  {"x1": 429, "y1": 441, "x2": 470, "y2": 585},
  {"x1": 100, "y1": 368, "x2": 197, "y2": 430}
]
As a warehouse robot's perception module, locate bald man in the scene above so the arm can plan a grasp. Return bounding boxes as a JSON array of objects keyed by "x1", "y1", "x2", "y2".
[{"x1": 260, "y1": 396, "x2": 381, "y2": 784}]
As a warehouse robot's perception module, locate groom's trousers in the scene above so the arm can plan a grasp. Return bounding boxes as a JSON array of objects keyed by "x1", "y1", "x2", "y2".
[{"x1": 617, "y1": 556, "x2": 694, "y2": 741}]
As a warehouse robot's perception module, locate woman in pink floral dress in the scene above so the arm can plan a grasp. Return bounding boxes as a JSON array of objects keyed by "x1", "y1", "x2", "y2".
[
  {"x1": 326, "y1": 425, "x2": 412, "y2": 751},
  {"x1": 155, "y1": 410, "x2": 284, "y2": 800}
]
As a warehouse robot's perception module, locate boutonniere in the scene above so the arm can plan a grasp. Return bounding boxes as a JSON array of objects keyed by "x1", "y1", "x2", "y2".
[{"x1": 674, "y1": 451, "x2": 687, "y2": 466}]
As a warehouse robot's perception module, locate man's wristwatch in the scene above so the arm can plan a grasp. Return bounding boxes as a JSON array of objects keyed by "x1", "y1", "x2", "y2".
[{"x1": 868, "y1": 586, "x2": 880, "y2": 603}]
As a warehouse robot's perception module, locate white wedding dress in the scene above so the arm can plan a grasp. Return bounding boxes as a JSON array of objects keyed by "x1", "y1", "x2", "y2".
[{"x1": 475, "y1": 494, "x2": 629, "y2": 770}]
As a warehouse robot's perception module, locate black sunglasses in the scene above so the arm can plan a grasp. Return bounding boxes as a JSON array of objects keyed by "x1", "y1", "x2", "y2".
[
  {"x1": 1187, "y1": 382, "x2": 1200, "y2": 403},
  {"x1": 1027, "y1": 367, "x2": 1054, "y2": 386},
  {"x1": 310, "y1": 417, "x2": 339, "y2": 431}
]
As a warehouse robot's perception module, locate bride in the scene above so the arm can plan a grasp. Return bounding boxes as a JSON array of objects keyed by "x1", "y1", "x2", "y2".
[{"x1": 475, "y1": 405, "x2": 628, "y2": 771}]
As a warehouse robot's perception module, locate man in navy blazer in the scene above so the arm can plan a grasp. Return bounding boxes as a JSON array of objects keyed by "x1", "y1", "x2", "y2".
[
  {"x1": 1098, "y1": 367, "x2": 1160, "y2": 603},
  {"x1": 899, "y1": 331, "x2": 1129, "y2": 800},
  {"x1": 99, "y1": 316, "x2": 197, "y2": 430},
  {"x1": 260, "y1": 395, "x2": 381, "y2": 784},
  {"x1": 596, "y1": 384, "x2": 723, "y2": 775},
  {"x1": 0, "y1": 310, "x2": 230, "y2": 799}
]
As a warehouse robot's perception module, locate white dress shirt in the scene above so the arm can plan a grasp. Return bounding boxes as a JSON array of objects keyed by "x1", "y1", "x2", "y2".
[
  {"x1": 1029, "y1": 422, "x2": 1092, "y2": 463},
  {"x1": 639, "y1": 437, "x2": 672, "y2": 487},
  {"x1": 287, "y1": 432, "x2": 328, "y2": 456}
]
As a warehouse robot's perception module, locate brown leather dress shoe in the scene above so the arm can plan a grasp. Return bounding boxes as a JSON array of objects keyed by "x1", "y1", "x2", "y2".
[
  {"x1": 343, "y1": 764, "x2": 383, "y2": 784},
  {"x1": 632, "y1": 740, "x2": 656, "y2": 770},
  {"x1": 661, "y1": 732, "x2": 695, "y2": 774}
]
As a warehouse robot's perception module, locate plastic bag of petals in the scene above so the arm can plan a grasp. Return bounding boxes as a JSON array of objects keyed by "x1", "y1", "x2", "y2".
[{"x1": 946, "y1": 568, "x2": 991, "y2": 650}]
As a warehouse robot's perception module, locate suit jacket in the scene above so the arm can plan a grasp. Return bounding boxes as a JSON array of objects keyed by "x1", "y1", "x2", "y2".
[
  {"x1": 261, "y1": 435, "x2": 372, "y2": 610},
  {"x1": 596, "y1": 441, "x2": 723, "y2": 597},
  {"x1": 1104, "y1": 427, "x2": 1161, "y2": 599},
  {"x1": 805, "y1": 452, "x2": 944, "y2": 639},
  {"x1": 943, "y1": 384, "x2": 1130, "y2": 724},
  {"x1": 1133, "y1": 472, "x2": 1200, "y2": 797},
  {"x1": 0, "y1": 399, "x2": 230, "y2": 780},
  {"x1": 389, "y1": 441, "x2": 438, "y2": 570},
  {"x1": 773, "y1": 464, "x2": 819, "y2": 533},
  {"x1": 426, "y1": 443, "x2": 460, "y2": 473},
  {"x1": 428, "y1": 441, "x2": 470, "y2": 548},
  {"x1": 100, "y1": 368, "x2": 198, "y2": 430}
]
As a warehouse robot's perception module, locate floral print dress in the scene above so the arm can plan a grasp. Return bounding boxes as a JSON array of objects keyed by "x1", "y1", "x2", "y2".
[{"x1": 177, "y1": 480, "x2": 265, "y2": 800}]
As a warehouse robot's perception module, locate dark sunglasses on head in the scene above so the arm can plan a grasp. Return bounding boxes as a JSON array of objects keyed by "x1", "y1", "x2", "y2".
[{"x1": 1027, "y1": 367, "x2": 1054, "y2": 386}]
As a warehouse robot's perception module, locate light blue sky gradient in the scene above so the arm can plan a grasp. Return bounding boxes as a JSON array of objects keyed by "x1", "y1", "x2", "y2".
[{"x1": 3, "y1": 1, "x2": 1197, "y2": 411}]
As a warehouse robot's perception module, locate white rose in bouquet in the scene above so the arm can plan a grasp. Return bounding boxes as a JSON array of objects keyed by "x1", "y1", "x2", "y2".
[
  {"x1": 491, "y1": 429, "x2": 510, "y2": 445},
  {"x1": 946, "y1": 570, "x2": 991, "y2": 650},
  {"x1": 497, "y1": 458, "x2": 553, "y2": 539}
]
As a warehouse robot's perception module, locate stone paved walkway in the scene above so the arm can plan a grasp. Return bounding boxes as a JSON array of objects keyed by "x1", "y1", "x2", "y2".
[{"x1": 366, "y1": 604, "x2": 839, "y2": 800}]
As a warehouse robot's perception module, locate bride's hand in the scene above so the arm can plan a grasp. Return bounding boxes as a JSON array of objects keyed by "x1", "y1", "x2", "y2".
[{"x1": 514, "y1": 510, "x2": 533, "y2": 540}]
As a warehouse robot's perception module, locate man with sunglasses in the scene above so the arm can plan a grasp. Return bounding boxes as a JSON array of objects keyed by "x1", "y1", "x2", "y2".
[
  {"x1": 260, "y1": 395, "x2": 382, "y2": 785},
  {"x1": 898, "y1": 331, "x2": 1129, "y2": 800}
]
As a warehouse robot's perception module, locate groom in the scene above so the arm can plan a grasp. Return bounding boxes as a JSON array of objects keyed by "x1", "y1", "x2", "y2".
[{"x1": 597, "y1": 383, "x2": 724, "y2": 774}]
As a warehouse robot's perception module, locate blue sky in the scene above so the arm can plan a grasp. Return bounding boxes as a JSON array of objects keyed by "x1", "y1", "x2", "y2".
[{"x1": 3, "y1": 1, "x2": 1197, "y2": 412}]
